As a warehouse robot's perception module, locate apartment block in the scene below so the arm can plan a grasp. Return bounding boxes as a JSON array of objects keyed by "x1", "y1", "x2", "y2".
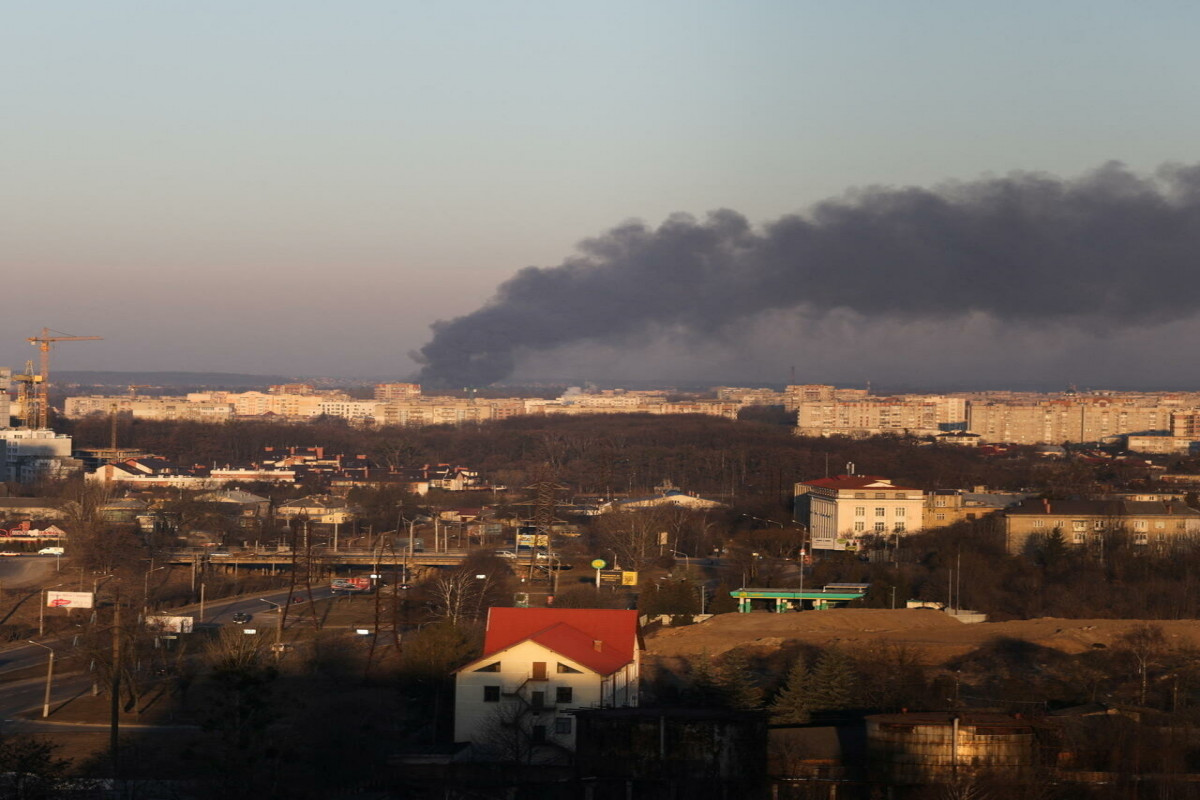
[{"x1": 795, "y1": 475, "x2": 924, "y2": 552}]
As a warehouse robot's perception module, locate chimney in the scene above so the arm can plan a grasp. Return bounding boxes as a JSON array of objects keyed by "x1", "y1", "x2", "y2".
[
  {"x1": 1043, "y1": 498, "x2": 1051, "y2": 513},
  {"x1": 593, "y1": 640, "x2": 603, "y2": 652}
]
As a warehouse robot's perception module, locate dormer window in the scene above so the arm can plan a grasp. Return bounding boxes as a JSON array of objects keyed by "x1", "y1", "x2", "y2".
[
  {"x1": 556, "y1": 663, "x2": 582, "y2": 674},
  {"x1": 474, "y1": 662, "x2": 501, "y2": 672}
]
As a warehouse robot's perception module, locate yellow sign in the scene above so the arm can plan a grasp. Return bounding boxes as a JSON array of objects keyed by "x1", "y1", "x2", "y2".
[
  {"x1": 590, "y1": 558, "x2": 607, "y2": 569},
  {"x1": 621, "y1": 571, "x2": 639, "y2": 586}
]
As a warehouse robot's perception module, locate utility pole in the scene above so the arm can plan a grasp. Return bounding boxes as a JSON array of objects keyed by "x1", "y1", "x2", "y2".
[
  {"x1": 27, "y1": 641, "x2": 54, "y2": 718},
  {"x1": 110, "y1": 584, "x2": 121, "y2": 781}
]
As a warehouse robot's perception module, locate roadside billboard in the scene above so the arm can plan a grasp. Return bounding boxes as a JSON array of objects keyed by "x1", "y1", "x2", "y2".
[
  {"x1": 331, "y1": 577, "x2": 372, "y2": 593},
  {"x1": 146, "y1": 616, "x2": 195, "y2": 633},
  {"x1": 515, "y1": 533, "x2": 549, "y2": 549},
  {"x1": 46, "y1": 591, "x2": 93, "y2": 609}
]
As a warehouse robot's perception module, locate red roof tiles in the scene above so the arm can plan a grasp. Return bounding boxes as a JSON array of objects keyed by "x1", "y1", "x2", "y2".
[{"x1": 480, "y1": 608, "x2": 639, "y2": 675}]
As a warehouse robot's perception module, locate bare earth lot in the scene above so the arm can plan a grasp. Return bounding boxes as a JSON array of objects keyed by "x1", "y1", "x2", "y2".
[{"x1": 645, "y1": 609, "x2": 1200, "y2": 665}]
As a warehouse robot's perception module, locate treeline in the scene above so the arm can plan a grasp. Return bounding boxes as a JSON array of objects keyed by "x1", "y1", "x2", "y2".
[{"x1": 67, "y1": 413, "x2": 1077, "y2": 504}]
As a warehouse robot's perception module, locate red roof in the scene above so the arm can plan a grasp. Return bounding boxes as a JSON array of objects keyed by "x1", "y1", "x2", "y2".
[
  {"x1": 801, "y1": 475, "x2": 920, "y2": 492},
  {"x1": 480, "y1": 608, "x2": 640, "y2": 675}
]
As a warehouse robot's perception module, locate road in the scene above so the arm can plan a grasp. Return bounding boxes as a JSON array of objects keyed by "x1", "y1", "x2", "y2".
[{"x1": 0, "y1": 584, "x2": 337, "y2": 718}]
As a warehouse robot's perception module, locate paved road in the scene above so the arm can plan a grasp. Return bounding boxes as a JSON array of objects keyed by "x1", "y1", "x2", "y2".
[{"x1": 0, "y1": 584, "x2": 338, "y2": 718}]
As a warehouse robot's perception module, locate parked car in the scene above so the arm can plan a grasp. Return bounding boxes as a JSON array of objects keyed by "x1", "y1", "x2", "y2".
[
  {"x1": 38, "y1": 547, "x2": 64, "y2": 556},
  {"x1": 0, "y1": 551, "x2": 21, "y2": 557}
]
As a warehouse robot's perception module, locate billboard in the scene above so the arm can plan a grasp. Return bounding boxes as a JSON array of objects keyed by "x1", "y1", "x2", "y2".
[
  {"x1": 515, "y1": 533, "x2": 549, "y2": 549},
  {"x1": 597, "y1": 570, "x2": 639, "y2": 587},
  {"x1": 331, "y1": 577, "x2": 372, "y2": 593},
  {"x1": 46, "y1": 591, "x2": 93, "y2": 609},
  {"x1": 146, "y1": 616, "x2": 195, "y2": 633}
]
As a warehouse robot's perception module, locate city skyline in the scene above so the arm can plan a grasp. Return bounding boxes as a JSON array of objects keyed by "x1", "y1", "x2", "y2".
[{"x1": 6, "y1": 3, "x2": 1200, "y2": 385}]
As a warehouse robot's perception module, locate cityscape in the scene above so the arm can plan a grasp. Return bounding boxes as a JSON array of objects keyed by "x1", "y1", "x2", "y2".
[{"x1": 9, "y1": 1, "x2": 1200, "y2": 798}]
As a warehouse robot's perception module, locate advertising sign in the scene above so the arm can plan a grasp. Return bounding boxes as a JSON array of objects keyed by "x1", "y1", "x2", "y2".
[
  {"x1": 515, "y1": 533, "x2": 549, "y2": 549},
  {"x1": 46, "y1": 591, "x2": 93, "y2": 609},
  {"x1": 331, "y1": 577, "x2": 372, "y2": 593},
  {"x1": 146, "y1": 616, "x2": 195, "y2": 634},
  {"x1": 597, "y1": 570, "x2": 640, "y2": 587}
]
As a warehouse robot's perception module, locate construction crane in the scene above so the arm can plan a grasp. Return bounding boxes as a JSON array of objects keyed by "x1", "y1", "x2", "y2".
[
  {"x1": 127, "y1": 384, "x2": 151, "y2": 397},
  {"x1": 11, "y1": 360, "x2": 41, "y2": 427},
  {"x1": 26, "y1": 328, "x2": 103, "y2": 430}
]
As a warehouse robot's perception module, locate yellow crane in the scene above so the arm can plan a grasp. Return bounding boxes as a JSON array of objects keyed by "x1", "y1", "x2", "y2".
[
  {"x1": 27, "y1": 328, "x2": 103, "y2": 429},
  {"x1": 11, "y1": 360, "x2": 41, "y2": 427}
]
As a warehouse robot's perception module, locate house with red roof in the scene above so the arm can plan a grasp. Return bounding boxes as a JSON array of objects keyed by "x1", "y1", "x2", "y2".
[
  {"x1": 453, "y1": 607, "x2": 641, "y2": 760},
  {"x1": 795, "y1": 474, "x2": 925, "y2": 552}
]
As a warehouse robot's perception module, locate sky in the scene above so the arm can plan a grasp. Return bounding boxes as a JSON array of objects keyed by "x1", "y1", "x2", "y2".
[{"x1": 5, "y1": 2, "x2": 1200, "y2": 388}]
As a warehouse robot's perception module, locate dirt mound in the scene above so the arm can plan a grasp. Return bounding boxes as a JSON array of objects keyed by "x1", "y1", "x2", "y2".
[{"x1": 645, "y1": 610, "x2": 1200, "y2": 666}]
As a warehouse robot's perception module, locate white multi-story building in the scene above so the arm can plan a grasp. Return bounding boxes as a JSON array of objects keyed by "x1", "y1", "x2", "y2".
[
  {"x1": 454, "y1": 608, "x2": 640, "y2": 759},
  {"x1": 0, "y1": 429, "x2": 79, "y2": 483},
  {"x1": 795, "y1": 474, "x2": 925, "y2": 552}
]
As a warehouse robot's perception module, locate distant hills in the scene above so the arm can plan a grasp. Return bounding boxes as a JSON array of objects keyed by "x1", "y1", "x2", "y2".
[{"x1": 54, "y1": 371, "x2": 337, "y2": 389}]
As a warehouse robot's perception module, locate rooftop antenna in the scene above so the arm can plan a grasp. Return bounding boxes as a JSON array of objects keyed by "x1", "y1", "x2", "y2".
[{"x1": 846, "y1": 462, "x2": 855, "y2": 476}]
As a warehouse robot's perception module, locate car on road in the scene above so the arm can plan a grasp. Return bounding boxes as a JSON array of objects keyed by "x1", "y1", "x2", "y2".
[
  {"x1": 231, "y1": 612, "x2": 252, "y2": 624},
  {"x1": 535, "y1": 551, "x2": 562, "y2": 561},
  {"x1": 0, "y1": 551, "x2": 21, "y2": 557},
  {"x1": 494, "y1": 550, "x2": 518, "y2": 560}
]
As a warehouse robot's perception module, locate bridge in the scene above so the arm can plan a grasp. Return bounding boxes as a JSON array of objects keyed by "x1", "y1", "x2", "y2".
[{"x1": 162, "y1": 548, "x2": 471, "y2": 569}]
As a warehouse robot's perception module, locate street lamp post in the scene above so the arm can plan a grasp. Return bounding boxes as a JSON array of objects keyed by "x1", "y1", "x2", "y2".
[
  {"x1": 259, "y1": 598, "x2": 283, "y2": 656},
  {"x1": 27, "y1": 640, "x2": 54, "y2": 718},
  {"x1": 38, "y1": 583, "x2": 65, "y2": 636},
  {"x1": 142, "y1": 565, "x2": 167, "y2": 620}
]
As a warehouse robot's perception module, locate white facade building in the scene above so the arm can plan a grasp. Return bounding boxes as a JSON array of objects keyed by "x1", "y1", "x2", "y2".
[
  {"x1": 795, "y1": 474, "x2": 925, "y2": 552},
  {"x1": 454, "y1": 608, "x2": 640, "y2": 760}
]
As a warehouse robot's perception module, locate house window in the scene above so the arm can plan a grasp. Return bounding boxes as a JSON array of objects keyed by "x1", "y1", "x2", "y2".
[
  {"x1": 555, "y1": 717, "x2": 573, "y2": 735},
  {"x1": 1135, "y1": 533, "x2": 1149, "y2": 545},
  {"x1": 855, "y1": 493, "x2": 866, "y2": 499},
  {"x1": 875, "y1": 508, "x2": 886, "y2": 517},
  {"x1": 556, "y1": 686, "x2": 573, "y2": 704},
  {"x1": 855, "y1": 506, "x2": 865, "y2": 516},
  {"x1": 1033, "y1": 519, "x2": 1045, "y2": 528},
  {"x1": 1073, "y1": 533, "x2": 1086, "y2": 544},
  {"x1": 557, "y1": 663, "x2": 582, "y2": 674},
  {"x1": 1093, "y1": 521, "x2": 1105, "y2": 530},
  {"x1": 854, "y1": 522, "x2": 865, "y2": 532},
  {"x1": 896, "y1": 508, "x2": 906, "y2": 517},
  {"x1": 1072, "y1": 521, "x2": 1087, "y2": 531},
  {"x1": 474, "y1": 662, "x2": 501, "y2": 672},
  {"x1": 896, "y1": 493, "x2": 907, "y2": 499},
  {"x1": 875, "y1": 493, "x2": 886, "y2": 499},
  {"x1": 483, "y1": 685, "x2": 500, "y2": 702},
  {"x1": 1134, "y1": 520, "x2": 1147, "y2": 531},
  {"x1": 935, "y1": 513, "x2": 945, "y2": 521},
  {"x1": 875, "y1": 522, "x2": 886, "y2": 532},
  {"x1": 1156, "y1": 521, "x2": 1166, "y2": 530},
  {"x1": 895, "y1": 523, "x2": 906, "y2": 533}
]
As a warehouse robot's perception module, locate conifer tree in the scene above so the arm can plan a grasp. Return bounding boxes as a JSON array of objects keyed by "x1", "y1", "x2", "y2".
[
  {"x1": 807, "y1": 646, "x2": 858, "y2": 713},
  {"x1": 684, "y1": 649, "x2": 726, "y2": 707},
  {"x1": 718, "y1": 649, "x2": 762, "y2": 710},
  {"x1": 770, "y1": 653, "x2": 812, "y2": 724}
]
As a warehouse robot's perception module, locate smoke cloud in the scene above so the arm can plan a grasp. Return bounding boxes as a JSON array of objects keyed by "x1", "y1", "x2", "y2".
[{"x1": 415, "y1": 162, "x2": 1200, "y2": 387}]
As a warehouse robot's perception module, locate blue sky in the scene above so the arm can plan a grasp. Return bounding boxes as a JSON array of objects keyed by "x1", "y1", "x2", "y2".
[{"x1": 4, "y1": 1, "x2": 1200, "y2": 384}]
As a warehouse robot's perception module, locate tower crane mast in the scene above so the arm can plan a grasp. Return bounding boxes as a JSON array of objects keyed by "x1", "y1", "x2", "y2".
[{"x1": 26, "y1": 328, "x2": 103, "y2": 430}]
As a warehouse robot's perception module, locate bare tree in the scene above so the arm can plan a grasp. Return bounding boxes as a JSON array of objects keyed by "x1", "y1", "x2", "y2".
[{"x1": 426, "y1": 570, "x2": 497, "y2": 626}]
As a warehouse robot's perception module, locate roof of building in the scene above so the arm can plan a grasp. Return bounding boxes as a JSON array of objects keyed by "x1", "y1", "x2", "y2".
[
  {"x1": 478, "y1": 608, "x2": 640, "y2": 676},
  {"x1": 1007, "y1": 498, "x2": 1200, "y2": 517},
  {"x1": 800, "y1": 475, "x2": 920, "y2": 492}
]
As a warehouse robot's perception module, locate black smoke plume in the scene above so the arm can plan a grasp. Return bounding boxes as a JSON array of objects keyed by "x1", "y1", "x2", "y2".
[{"x1": 415, "y1": 162, "x2": 1200, "y2": 387}]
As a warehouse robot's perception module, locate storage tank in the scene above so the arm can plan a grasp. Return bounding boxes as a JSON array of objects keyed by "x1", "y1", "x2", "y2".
[{"x1": 867, "y1": 712, "x2": 1035, "y2": 785}]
